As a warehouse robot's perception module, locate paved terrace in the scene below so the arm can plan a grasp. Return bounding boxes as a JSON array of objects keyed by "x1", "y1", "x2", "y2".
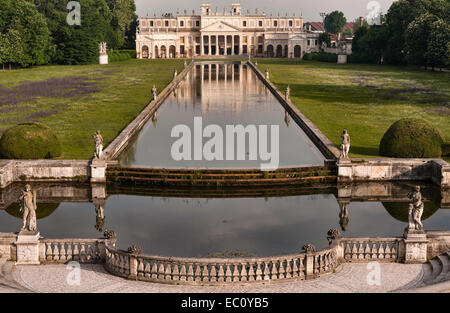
[{"x1": 2, "y1": 261, "x2": 448, "y2": 293}]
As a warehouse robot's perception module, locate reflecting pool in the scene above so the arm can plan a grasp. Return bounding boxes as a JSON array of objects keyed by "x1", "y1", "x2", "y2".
[{"x1": 1, "y1": 182, "x2": 449, "y2": 257}]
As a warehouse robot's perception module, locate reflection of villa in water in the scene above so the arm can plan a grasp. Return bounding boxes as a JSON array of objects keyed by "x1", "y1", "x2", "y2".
[{"x1": 136, "y1": 3, "x2": 320, "y2": 59}]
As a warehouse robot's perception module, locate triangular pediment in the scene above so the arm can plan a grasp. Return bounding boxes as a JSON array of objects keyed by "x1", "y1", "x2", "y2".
[{"x1": 201, "y1": 21, "x2": 240, "y2": 32}]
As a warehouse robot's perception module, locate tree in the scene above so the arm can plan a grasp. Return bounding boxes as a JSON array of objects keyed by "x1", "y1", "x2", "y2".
[
  {"x1": 318, "y1": 32, "x2": 331, "y2": 48},
  {"x1": 105, "y1": 0, "x2": 138, "y2": 49},
  {"x1": 425, "y1": 19, "x2": 450, "y2": 69},
  {"x1": 352, "y1": 25, "x2": 388, "y2": 64},
  {"x1": 34, "y1": 0, "x2": 112, "y2": 64},
  {"x1": 405, "y1": 13, "x2": 440, "y2": 67},
  {"x1": 324, "y1": 11, "x2": 347, "y2": 34},
  {"x1": 0, "y1": 0, "x2": 51, "y2": 68}
]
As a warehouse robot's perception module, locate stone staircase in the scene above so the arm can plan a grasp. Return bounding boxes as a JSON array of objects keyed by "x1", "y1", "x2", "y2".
[
  {"x1": 399, "y1": 252, "x2": 450, "y2": 292},
  {"x1": 422, "y1": 252, "x2": 450, "y2": 285}
]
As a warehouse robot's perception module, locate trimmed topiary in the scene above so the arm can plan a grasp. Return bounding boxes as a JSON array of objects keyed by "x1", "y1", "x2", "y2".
[
  {"x1": 379, "y1": 118, "x2": 444, "y2": 158},
  {"x1": 0, "y1": 122, "x2": 62, "y2": 159}
]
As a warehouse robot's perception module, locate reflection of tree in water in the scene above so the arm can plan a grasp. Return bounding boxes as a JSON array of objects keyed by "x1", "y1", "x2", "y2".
[
  {"x1": 5, "y1": 202, "x2": 59, "y2": 219},
  {"x1": 382, "y1": 201, "x2": 440, "y2": 223}
]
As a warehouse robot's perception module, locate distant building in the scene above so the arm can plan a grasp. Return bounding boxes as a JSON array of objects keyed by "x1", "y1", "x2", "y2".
[{"x1": 136, "y1": 3, "x2": 321, "y2": 59}]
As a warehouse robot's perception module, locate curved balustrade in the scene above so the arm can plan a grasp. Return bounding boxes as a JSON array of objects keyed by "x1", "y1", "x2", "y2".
[
  {"x1": 41, "y1": 239, "x2": 106, "y2": 264},
  {"x1": 104, "y1": 243, "x2": 339, "y2": 285}
]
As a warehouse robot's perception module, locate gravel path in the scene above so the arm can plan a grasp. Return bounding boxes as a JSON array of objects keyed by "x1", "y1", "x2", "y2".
[{"x1": 8, "y1": 262, "x2": 427, "y2": 293}]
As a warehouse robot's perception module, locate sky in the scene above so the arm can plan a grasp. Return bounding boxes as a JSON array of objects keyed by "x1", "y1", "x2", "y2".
[{"x1": 135, "y1": 0, "x2": 397, "y2": 22}]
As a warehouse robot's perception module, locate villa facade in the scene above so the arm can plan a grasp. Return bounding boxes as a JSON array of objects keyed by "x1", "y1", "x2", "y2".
[{"x1": 136, "y1": 3, "x2": 320, "y2": 59}]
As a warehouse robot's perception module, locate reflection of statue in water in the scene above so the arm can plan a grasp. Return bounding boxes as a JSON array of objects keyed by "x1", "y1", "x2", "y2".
[
  {"x1": 284, "y1": 110, "x2": 291, "y2": 126},
  {"x1": 339, "y1": 202, "x2": 349, "y2": 231},
  {"x1": 19, "y1": 184, "x2": 37, "y2": 232},
  {"x1": 407, "y1": 186, "x2": 424, "y2": 231},
  {"x1": 95, "y1": 203, "x2": 105, "y2": 232},
  {"x1": 152, "y1": 111, "x2": 158, "y2": 127},
  {"x1": 339, "y1": 130, "x2": 350, "y2": 160},
  {"x1": 152, "y1": 85, "x2": 157, "y2": 101},
  {"x1": 93, "y1": 130, "x2": 104, "y2": 159}
]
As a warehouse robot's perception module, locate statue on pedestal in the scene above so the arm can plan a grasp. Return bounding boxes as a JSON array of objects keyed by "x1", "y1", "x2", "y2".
[
  {"x1": 173, "y1": 68, "x2": 178, "y2": 79},
  {"x1": 265, "y1": 68, "x2": 269, "y2": 80},
  {"x1": 99, "y1": 42, "x2": 107, "y2": 55},
  {"x1": 93, "y1": 130, "x2": 104, "y2": 159},
  {"x1": 285, "y1": 85, "x2": 290, "y2": 100},
  {"x1": 152, "y1": 85, "x2": 157, "y2": 101},
  {"x1": 407, "y1": 186, "x2": 424, "y2": 231},
  {"x1": 19, "y1": 185, "x2": 37, "y2": 233},
  {"x1": 339, "y1": 130, "x2": 350, "y2": 160}
]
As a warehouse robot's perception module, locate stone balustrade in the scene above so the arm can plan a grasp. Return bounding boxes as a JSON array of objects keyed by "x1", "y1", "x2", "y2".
[
  {"x1": 340, "y1": 238, "x2": 401, "y2": 262},
  {"x1": 40, "y1": 239, "x2": 107, "y2": 264},
  {"x1": 104, "y1": 242, "x2": 339, "y2": 285}
]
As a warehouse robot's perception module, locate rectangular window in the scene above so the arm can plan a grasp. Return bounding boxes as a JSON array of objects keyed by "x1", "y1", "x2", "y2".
[
  {"x1": 180, "y1": 21, "x2": 184, "y2": 27},
  {"x1": 180, "y1": 45, "x2": 185, "y2": 55},
  {"x1": 243, "y1": 21, "x2": 247, "y2": 27},
  {"x1": 180, "y1": 37, "x2": 185, "y2": 44},
  {"x1": 259, "y1": 21, "x2": 263, "y2": 27},
  {"x1": 315, "y1": 40, "x2": 318, "y2": 46},
  {"x1": 307, "y1": 40, "x2": 310, "y2": 46},
  {"x1": 274, "y1": 20, "x2": 278, "y2": 27},
  {"x1": 165, "y1": 20, "x2": 169, "y2": 27},
  {"x1": 150, "y1": 21, "x2": 154, "y2": 27},
  {"x1": 196, "y1": 21, "x2": 200, "y2": 27},
  {"x1": 289, "y1": 20, "x2": 293, "y2": 27}
]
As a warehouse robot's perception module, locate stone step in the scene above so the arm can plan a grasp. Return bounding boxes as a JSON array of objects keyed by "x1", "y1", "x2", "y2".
[
  {"x1": 435, "y1": 254, "x2": 450, "y2": 283},
  {"x1": 425, "y1": 258, "x2": 443, "y2": 283}
]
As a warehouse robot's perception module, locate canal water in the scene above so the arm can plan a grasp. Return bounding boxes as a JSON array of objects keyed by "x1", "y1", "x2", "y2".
[
  {"x1": 1, "y1": 183, "x2": 449, "y2": 257},
  {"x1": 120, "y1": 62, "x2": 325, "y2": 169}
]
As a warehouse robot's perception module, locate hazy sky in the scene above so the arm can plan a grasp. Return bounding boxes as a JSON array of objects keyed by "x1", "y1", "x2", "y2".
[{"x1": 135, "y1": 0, "x2": 397, "y2": 22}]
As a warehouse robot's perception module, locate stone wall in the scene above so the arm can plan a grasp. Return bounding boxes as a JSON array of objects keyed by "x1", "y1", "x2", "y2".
[
  {"x1": 338, "y1": 159, "x2": 450, "y2": 188},
  {"x1": 0, "y1": 160, "x2": 90, "y2": 189},
  {"x1": 0, "y1": 232, "x2": 16, "y2": 260}
]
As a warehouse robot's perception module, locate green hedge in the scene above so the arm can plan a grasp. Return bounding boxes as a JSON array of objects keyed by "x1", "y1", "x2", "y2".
[
  {"x1": 0, "y1": 122, "x2": 62, "y2": 159},
  {"x1": 107, "y1": 50, "x2": 136, "y2": 62},
  {"x1": 379, "y1": 118, "x2": 444, "y2": 158},
  {"x1": 303, "y1": 52, "x2": 338, "y2": 63}
]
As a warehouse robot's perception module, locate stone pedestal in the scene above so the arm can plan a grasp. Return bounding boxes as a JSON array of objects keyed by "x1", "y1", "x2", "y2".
[
  {"x1": 90, "y1": 159, "x2": 107, "y2": 183},
  {"x1": 403, "y1": 229, "x2": 428, "y2": 264},
  {"x1": 99, "y1": 54, "x2": 109, "y2": 65},
  {"x1": 16, "y1": 231, "x2": 40, "y2": 265},
  {"x1": 337, "y1": 159, "x2": 353, "y2": 183},
  {"x1": 338, "y1": 54, "x2": 347, "y2": 64}
]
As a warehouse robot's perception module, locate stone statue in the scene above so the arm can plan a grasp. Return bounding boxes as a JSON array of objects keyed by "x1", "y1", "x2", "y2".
[
  {"x1": 339, "y1": 130, "x2": 350, "y2": 160},
  {"x1": 285, "y1": 85, "x2": 290, "y2": 100},
  {"x1": 152, "y1": 85, "x2": 157, "y2": 100},
  {"x1": 265, "y1": 68, "x2": 269, "y2": 80},
  {"x1": 339, "y1": 202, "x2": 349, "y2": 231},
  {"x1": 174, "y1": 68, "x2": 178, "y2": 79},
  {"x1": 284, "y1": 110, "x2": 291, "y2": 126},
  {"x1": 99, "y1": 42, "x2": 107, "y2": 55},
  {"x1": 321, "y1": 41, "x2": 327, "y2": 50},
  {"x1": 93, "y1": 130, "x2": 104, "y2": 159},
  {"x1": 255, "y1": 60, "x2": 258, "y2": 66},
  {"x1": 19, "y1": 184, "x2": 37, "y2": 233},
  {"x1": 95, "y1": 203, "x2": 105, "y2": 232},
  {"x1": 407, "y1": 186, "x2": 424, "y2": 231},
  {"x1": 184, "y1": 60, "x2": 187, "y2": 67}
]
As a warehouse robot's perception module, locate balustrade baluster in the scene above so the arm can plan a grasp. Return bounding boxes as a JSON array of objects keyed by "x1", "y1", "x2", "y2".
[
  {"x1": 73, "y1": 243, "x2": 80, "y2": 262},
  {"x1": 138, "y1": 259, "x2": 144, "y2": 277},
  {"x1": 385, "y1": 243, "x2": 391, "y2": 259},
  {"x1": 144, "y1": 261, "x2": 151, "y2": 278},
  {"x1": 378, "y1": 243, "x2": 385, "y2": 259},
  {"x1": 248, "y1": 263, "x2": 255, "y2": 281},
  {"x1": 364, "y1": 242, "x2": 371, "y2": 259},
  {"x1": 202, "y1": 264, "x2": 209, "y2": 282},
  {"x1": 344, "y1": 242, "x2": 351, "y2": 260},
  {"x1": 351, "y1": 241, "x2": 358, "y2": 259},
  {"x1": 165, "y1": 263, "x2": 172, "y2": 280},
  {"x1": 292, "y1": 259, "x2": 299, "y2": 278},
  {"x1": 59, "y1": 243, "x2": 67, "y2": 262},
  {"x1": 66, "y1": 243, "x2": 73, "y2": 261},
  {"x1": 240, "y1": 263, "x2": 248, "y2": 282},
  {"x1": 187, "y1": 263, "x2": 194, "y2": 281},
  {"x1": 194, "y1": 264, "x2": 202, "y2": 282},
  {"x1": 217, "y1": 264, "x2": 225, "y2": 282},
  {"x1": 151, "y1": 262, "x2": 158, "y2": 279},
  {"x1": 46, "y1": 243, "x2": 52, "y2": 261},
  {"x1": 225, "y1": 264, "x2": 232, "y2": 282},
  {"x1": 285, "y1": 260, "x2": 292, "y2": 278},
  {"x1": 358, "y1": 241, "x2": 365, "y2": 259},
  {"x1": 232, "y1": 264, "x2": 240, "y2": 282},
  {"x1": 210, "y1": 265, "x2": 217, "y2": 282},
  {"x1": 172, "y1": 263, "x2": 180, "y2": 281},
  {"x1": 158, "y1": 262, "x2": 165, "y2": 279}
]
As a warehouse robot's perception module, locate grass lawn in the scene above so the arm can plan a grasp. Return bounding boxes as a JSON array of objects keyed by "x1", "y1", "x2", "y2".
[
  {"x1": 0, "y1": 59, "x2": 185, "y2": 159},
  {"x1": 256, "y1": 59, "x2": 450, "y2": 159}
]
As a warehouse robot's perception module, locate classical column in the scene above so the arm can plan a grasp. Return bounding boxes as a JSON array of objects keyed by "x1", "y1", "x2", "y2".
[
  {"x1": 215, "y1": 35, "x2": 219, "y2": 56},
  {"x1": 201, "y1": 35, "x2": 204, "y2": 56},
  {"x1": 231, "y1": 35, "x2": 235, "y2": 55},
  {"x1": 224, "y1": 35, "x2": 228, "y2": 56},
  {"x1": 208, "y1": 35, "x2": 211, "y2": 56}
]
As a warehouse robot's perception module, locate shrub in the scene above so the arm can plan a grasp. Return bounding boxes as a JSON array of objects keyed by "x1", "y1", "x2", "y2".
[
  {"x1": 0, "y1": 122, "x2": 62, "y2": 159},
  {"x1": 379, "y1": 118, "x2": 444, "y2": 158},
  {"x1": 302, "y1": 52, "x2": 338, "y2": 63}
]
